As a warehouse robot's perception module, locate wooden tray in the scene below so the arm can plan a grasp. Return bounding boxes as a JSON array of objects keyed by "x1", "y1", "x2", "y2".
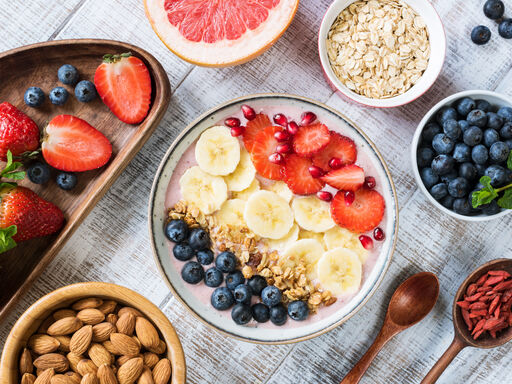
[{"x1": 0, "y1": 39, "x2": 171, "y2": 322}]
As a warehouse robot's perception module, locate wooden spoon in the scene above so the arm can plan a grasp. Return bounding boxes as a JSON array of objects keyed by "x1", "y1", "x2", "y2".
[
  {"x1": 340, "y1": 272, "x2": 439, "y2": 384},
  {"x1": 421, "y1": 258, "x2": 512, "y2": 384}
]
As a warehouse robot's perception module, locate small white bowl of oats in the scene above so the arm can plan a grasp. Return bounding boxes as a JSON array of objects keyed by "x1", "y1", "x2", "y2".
[{"x1": 318, "y1": 0, "x2": 446, "y2": 108}]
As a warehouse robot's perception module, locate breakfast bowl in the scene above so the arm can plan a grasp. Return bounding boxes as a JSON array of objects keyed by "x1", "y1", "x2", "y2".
[
  {"x1": 0, "y1": 282, "x2": 186, "y2": 384},
  {"x1": 318, "y1": 0, "x2": 446, "y2": 108},
  {"x1": 149, "y1": 94, "x2": 398, "y2": 344},
  {"x1": 411, "y1": 90, "x2": 512, "y2": 222}
]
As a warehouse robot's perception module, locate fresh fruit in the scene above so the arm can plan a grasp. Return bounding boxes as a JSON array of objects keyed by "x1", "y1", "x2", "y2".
[
  {"x1": 287, "y1": 300, "x2": 309, "y2": 321},
  {"x1": 226, "y1": 271, "x2": 245, "y2": 290},
  {"x1": 247, "y1": 275, "x2": 267, "y2": 296},
  {"x1": 448, "y1": 177, "x2": 470, "y2": 198},
  {"x1": 316, "y1": 248, "x2": 362, "y2": 296},
  {"x1": 432, "y1": 155, "x2": 455, "y2": 175},
  {"x1": 213, "y1": 199, "x2": 246, "y2": 228},
  {"x1": 308, "y1": 165, "x2": 324, "y2": 178},
  {"x1": 484, "y1": 0, "x2": 505, "y2": 19},
  {"x1": 373, "y1": 227, "x2": 385, "y2": 241},
  {"x1": 58, "y1": 64, "x2": 79, "y2": 85},
  {"x1": 165, "y1": 219, "x2": 189, "y2": 242},
  {"x1": 230, "y1": 125, "x2": 244, "y2": 137},
  {"x1": 281, "y1": 239, "x2": 324, "y2": 279},
  {"x1": 265, "y1": 223, "x2": 299, "y2": 252},
  {"x1": 74, "y1": 80, "x2": 97, "y2": 103},
  {"x1": 317, "y1": 190, "x2": 333, "y2": 202},
  {"x1": 223, "y1": 148, "x2": 255, "y2": 192},
  {"x1": 252, "y1": 303, "x2": 270, "y2": 323},
  {"x1": 501, "y1": 123, "x2": 512, "y2": 139},
  {"x1": 173, "y1": 243, "x2": 195, "y2": 261},
  {"x1": 323, "y1": 226, "x2": 368, "y2": 262},
  {"x1": 437, "y1": 107, "x2": 458, "y2": 125},
  {"x1": 273, "y1": 113, "x2": 287, "y2": 127},
  {"x1": 94, "y1": 53, "x2": 151, "y2": 124},
  {"x1": 264, "y1": 180, "x2": 293, "y2": 203},
  {"x1": 300, "y1": 112, "x2": 317, "y2": 126},
  {"x1": 179, "y1": 166, "x2": 227, "y2": 214},
  {"x1": 188, "y1": 227, "x2": 210, "y2": 250},
  {"x1": 430, "y1": 183, "x2": 448, "y2": 200},
  {"x1": 358, "y1": 235, "x2": 373, "y2": 250},
  {"x1": 312, "y1": 132, "x2": 357, "y2": 170},
  {"x1": 433, "y1": 133, "x2": 455, "y2": 154},
  {"x1": 484, "y1": 129, "x2": 500, "y2": 148},
  {"x1": 287, "y1": 121, "x2": 299, "y2": 135},
  {"x1": 261, "y1": 285, "x2": 281, "y2": 307},
  {"x1": 211, "y1": 287, "x2": 234, "y2": 310},
  {"x1": 321, "y1": 165, "x2": 365, "y2": 192},
  {"x1": 195, "y1": 126, "x2": 241, "y2": 176},
  {"x1": 268, "y1": 153, "x2": 284, "y2": 164},
  {"x1": 49, "y1": 87, "x2": 69, "y2": 105},
  {"x1": 27, "y1": 162, "x2": 51, "y2": 184},
  {"x1": 471, "y1": 25, "x2": 492, "y2": 45},
  {"x1": 417, "y1": 147, "x2": 435, "y2": 168},
  {"x1": 181, "y1": 261, "x2": 204, "y2": 284},
  {"x1": 344, "y1": 191, "x2": 355, "y2": 206},
  {"x1": 489, "y1": 141, "x2": 509, "y2": 163},
  {"x1": 243, "y1": 113, "x2": 271, "y2": 152},
  {"x1": 453, "y1": 143, "x2": 471, "y2": 163},
  {"x1": 233, "y1": 284, "x2": 252, "y2": 304},
  {"x1": 484, "y1": 164, "x2": 508, "y2": 186},
  {"x1": 0, "y1": 102, "x2": 40, "y2": 160},
  {"x1": 243, "y1": 190, "x2": 294, "y2": 239},
  {"x1": 55, "y1": 172, "x2": 78, "y2": 190},
  {"x1": 232, "y1": 178, "x2": 260, "y2": 200},
  {"x1": 365, "y1": 176, "x2": 376, "y2": 189},
  {"x1": 468, "y1": 110, "x2": 488, "y2": 128},
  {"x1": 215, "y1": 251, "x2": 237, "y2": 273},
  {"x1": 24, "y1": 87, "x2": 45, "y2": 107},
  {"x1": 269, "y1": 304, "x2": 287, "y2": 325},
  {"x1": 420, "y1": 168, "x2": 439, "y2": 189},
  {"x1": 331, "y1": 188, "x2": 385, "y2": 233},
  {"x1": 249, "y1": 126, "x2": 282, "y2": 180},
  {"x1": 196, "y1": 249, "x2": 214, "y2": 265},
  {"x1": 292, "y1": 123, "x2": 330, "y2": 157},
  {"x1": 498, "y1": 19, "x2": 512, "y2": 39},
  {"x1": 231, "y1": 303, "x2": 252, "y2": 325},
  {"x1": 498, "y1": 106, "x2": 512, "y2": 122},
  {"x1": 456, "y1": 98, "x2": 477, "y2": 116},
  {"x1": 282, "y1": 154, "x2": 325, "y2": 195},
  {"x1": 204, "y1": 267, "x2": 223, "y2": 287},
  {"x1": 274, "y1": 129, "x2": 290, "y2": 142},
  {"x1": 443, "y1": 119, "x2": 461, "y2": 140},
  {"x1": 241, "y1": 105, "x2": 256, "y2": 121},
  {"x1": 291, "y1": 196, "x2": 335, "y2": 232},
  {"x1": 224, "y1": 117, "x2": 240, "y2": 127}
]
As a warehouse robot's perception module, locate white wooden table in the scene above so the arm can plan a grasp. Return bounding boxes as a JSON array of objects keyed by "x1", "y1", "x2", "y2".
[{"x1": 1, "y1": 1, "x2": 512, "y2": 383}]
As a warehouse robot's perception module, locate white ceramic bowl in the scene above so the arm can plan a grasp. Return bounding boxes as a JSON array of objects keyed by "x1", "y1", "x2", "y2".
[
  {"x1": 318, "y1": 0, "x2": 446, "y2": 108},
  {"x1": 411, "y1": 90, "x2": 512, "y2": 222},
  {"x1": 148, "y1": 94, "x2": 398, "y2": 344}
]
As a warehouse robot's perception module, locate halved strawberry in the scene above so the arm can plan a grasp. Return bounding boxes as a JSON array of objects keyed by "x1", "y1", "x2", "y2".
[
  {"x1": 292, "y1": 123, "x2": 330, "y2": 157},
  {"x1": 42, "y1": 115, "x2": 112, "y2": 172},
  {"x1": 243, "y1": 113, "x2": 271, "y2": 152},
  {"x1": 312, "y1": 132, "x2": 357, "y2": 170},
  {"x1": 282, "y1": 154, "x2": 325, "y2": 195},
  {"x1": 250, "y1": 126, "x2": 282, "y2": 180},
  {"x1": 331, "y1": 189, "x2": 385, "y2": 233},
  {"x1": 94, "y1": 53, "x2": 152, "y2": 124},
  {"x1": 321, "y1": 165, "x2": 365, "y2": 192}
]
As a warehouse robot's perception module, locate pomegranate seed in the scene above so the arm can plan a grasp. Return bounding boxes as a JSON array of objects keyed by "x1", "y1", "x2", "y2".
[
  {"x1": 276, "y1": 143, "x2": 292, "y2": 154},
  {"x1": 308, "y1": 165, "x2": 324, "y2": 178},
  {"x1": 268, "y1": 153, "x2": 284, "y2": 165},
  {"x1": 344, "y1": 191, "x2": 355, "y2": 206},
  {"x1": 241, "y1": 104, "x2": 256, "y2": 120},
  {"x1": 230, "y1": 126, "x2": 245, "y2": 137},
  {"x1": 359, "y1": 235, "x2": 374, "y2": 250},
  {"x1": 224, "y1": 117, "x2": 241, "y2": 127},
  {"x1": 373, "y1": 227, "x2": 385, "y2": 241},
  {"x1": 301, "y1": 111, "x2": 317, "y2": 126},
  {"x1": 287, "y1": 121, "x2": 299, "y2": 135},
  {"x1": 274, "y1": 130, "x2": 290, "y2": 142},
  {"x1": 317, "y1": 191, "x2": 333, "y2": 202},
  {"x1": 329, "y1": 157, "x2": 344, "y2": 169},
  {"x1": 365, "y1": 176, "x2": 376, "y2": 189},
  {"x1": 273, "y1": 113, "x2": 288, "y2": 127}
]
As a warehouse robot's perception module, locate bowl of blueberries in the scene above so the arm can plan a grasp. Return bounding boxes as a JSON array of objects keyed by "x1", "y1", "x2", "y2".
[{"x1": 412, "y1": 90, "x2": 512, "y2": 221}]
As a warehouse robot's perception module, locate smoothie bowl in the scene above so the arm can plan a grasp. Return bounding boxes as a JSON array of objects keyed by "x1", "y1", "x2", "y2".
[{"x1": 149, "y1": 94, "x2": 398, "y2": 344}]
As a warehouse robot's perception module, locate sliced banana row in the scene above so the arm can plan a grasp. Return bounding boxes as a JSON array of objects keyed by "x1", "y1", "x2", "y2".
[
  {"x1": 292, "y1": 196, "x2": 335, "y2": 233},
  {"x1": 316, "y1": 247, "x2": 362, "y2": 296},
  {"x1": 224, "y1": 148, "x2": 256, "y2": 192},
  {"x1": 324, "y1": 226, "x2": 368, "y2": 263}
]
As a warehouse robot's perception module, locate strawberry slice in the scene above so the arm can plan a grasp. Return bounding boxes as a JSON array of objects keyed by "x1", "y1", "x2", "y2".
[
  {"x1": 331, "y1": 189, "x2": 385, "y2": 233},
  {"x1": 292, "y1": 123, "x2": 330, "y2": 157},
  {"x1": 250, "y1": 125, "x2": 282, "y2": 180},
  {"x1": 0, "y1": 102, "x2": 40, "y2": 161},
  {"x1": 42, "y1": 115, "x2": 112, "y2": 172},
  {"x1": 94, "y1": 53, "x2": 152, "y2": 124},
  {"x1": 321, "y1": 165, "x2": 365, "y2": 192},
  {"x1": 312, "y1": 132, "x2": 357, "y2": 170},
  {"x1": 282, "y1": 154, "x2": 325, "y2": 195},
  {"x1": 243, "y1": 113, "x2": 271, "y2": 152}
]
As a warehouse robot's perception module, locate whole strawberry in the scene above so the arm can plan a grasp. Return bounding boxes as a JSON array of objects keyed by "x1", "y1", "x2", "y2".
[{"x1": 0, "y1": 102, "x2": 40, "y2": 161}]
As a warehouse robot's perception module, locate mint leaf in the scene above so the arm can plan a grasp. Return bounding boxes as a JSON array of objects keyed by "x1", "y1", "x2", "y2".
[
  {"x1": 508, "y1": 150, "x2": 512, "y2": 171},
  {"x1": 472, "y1": 176, "x2": 499, "y2": 208},
  {"x1": 0, "y1": 225, "x2": 17, "y2": 253},
  {"x1": 498, "y1": 189, "x2": 512, "y2": 209},
  {"x1": 0, "y1": 150, "x2": 24, "y2": 181}
]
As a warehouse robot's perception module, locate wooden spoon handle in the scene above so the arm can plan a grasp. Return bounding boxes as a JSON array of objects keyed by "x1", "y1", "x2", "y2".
[{"x1": 421, "y1": 337, "x2": 466, "y2": 384}]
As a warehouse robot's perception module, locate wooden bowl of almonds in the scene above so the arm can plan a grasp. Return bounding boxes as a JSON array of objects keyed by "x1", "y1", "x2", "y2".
[{"x1": 0, "y1": 282, "x2": 186, "y2": 384}]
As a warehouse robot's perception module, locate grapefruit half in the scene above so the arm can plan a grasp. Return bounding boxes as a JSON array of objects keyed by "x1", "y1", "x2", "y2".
[{"x1": 144, "y1": 0, "x2": 300, "y2": 67}]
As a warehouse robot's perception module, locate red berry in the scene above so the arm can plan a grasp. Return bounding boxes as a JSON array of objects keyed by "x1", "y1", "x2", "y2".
[
  {"x1": 301, "y1": 111, "x2": 317, "y2": 126},
  {"x1": 273, "y1": 113, "x2": 288, "y2": 127},
  {"x1": 373, "y1": 227, "x2": 385, "y2": 241},
  {"x1": 287, "y1": 121, "x2": 299, "y2": 135},
  {"x1": 322, "y1": 165, "x2": 365, "y2": 192},
  {"x1": 224, "y1": 117, "x2": 241, "y2": 127},
  {"x1": 359, "y1": 235, "x2": 374, "y2": 250},
  {"x1": 312, "y1": 132, "x2": 357, "y2": 170},
  {"x1": 250, "y1": 126, "x2": 283, "y2": 180},
  {"x1": 268, "y1": 153, "x2": 284, "y2": 165},
  {"x1": 365, "y1": 176, "x2": 376, "y2": 189},
  {"x1": 282, "y1": 155, "x2": 325, "y2": 195},
  {"x1": 292, "y1": 123, "x2": 331, "y2": 157},
  {"x1": 274, "y1": 130, "x2": 290, "y2": 142},
  {"x1": 308, "y1": 165, "x2": 324, "y2": 178},
  {"x1": 230, "y1": 126, "x2": 244, "y2": 137},
  {"x1": 331, "y1": 189, "x2": 385, "y2": 233},
  {"x1": 344, "y1": 191, "x2": 355, "y2": 206},
  {"x1": 241, "y1": 104, "x2": 256, "y2": 120},
  {"x1": 317, "y1": 191, "x2": 333, "y2": 202},
  {"x1": 328, "y1": 157, "x2": 344, "y2": 170},
  {"x1": 244, "y1": 114, "x2": 271, "y2": 152},
  {"x1": 276, "y1": 143, "x2": 292, "y2": 154}
]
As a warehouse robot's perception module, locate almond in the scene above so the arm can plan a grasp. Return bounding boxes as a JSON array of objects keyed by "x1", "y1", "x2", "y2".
[
  {"x1": 97, "y1": 301, "x2": 117, "y2": 315},
  {"x1": 146, "y1": 341, "x2": 165, "y2": 355},
  {"x1": 117, "y1": 357, "x2": 143, "y2": 384},
  {"x1": 136, "y1": 367, "x2": 154, "y2": 384},
  {"x1": 48, "y1": 318, "x2": 83, "y2": 336},
  {"x1": 151, "y1": 359, "x2": 170, "y2": 384},
  {"x1": 38, "y1": 316, "x2": 55, "y2": 334},
  {"x1": 76, "y1": 359, "x2": 98, "y2": 376},
  {"x1": 72, "y1": 298, "x2": 103, "y2": 311},
  {"x1": 116, "y1": 355, "x2": 141, "y2": 367},
  {"x1": 131, "y1": 337, "x2": 142, "y2": 351},
  {"x1": 77, "y1": 309, "x2": 105, "y2": 325},
  {"x1": 34, "y1": 368, "x2": 55, "y2": 384},
  {"x1": 117, "y1": 308, "x2": 142, "y2": 318},
  {"x1": 116, "y1": 314, "x2": 135, "y2": 336},
  {"x1": 63, "y1": 372, "x2": 82, "y2": 384},
  {"x1": 50, "y1": 374, "x2": 75, "y2": 384},
  {"x1": 106, "y1": 314, "x2": 118, "y2": 326},
  {"x1": 20, "y1": 347, "x2": 34, "y2": 374},
  {"x1": 29, "y1": 334, "x2": 61, "y2": 354},
  {"x1": 110, "y1": 334, "x2": 140, "y2": 357},
  {"x1": 53, "y1": 310, "x2": 77, "y2": 321},
  {"x1": 34, "y1": 353, "x2": 69, "y2": 373},
  {"x1": 66, "y1": 352, "x2": 82, "y2": 373},
  {"x1": 21, "y1": 373, "x2": 37, "y2": 384},
  {"x1": 142, "y1": 353, "x2": 158, "y2": 370},
  {"x1": 80, "y1": 373, "x2": 99, "y2": 384},
  {"x1": 97, "y1": 364, "x2": 118, "y2": 384},
  {"x1": 134, "y1": 318, "x2": 159, "y2": 350},
  {"x1": 88, "y1": 343, "x2": 113, "y2": 367},
  {"x1": 93, "y1": 323, "x2": 116, "y2": 342},
  {"x1": 55, "y1": 336, "x2": 72, "y2": 353},
  {"x1": 70, "y1": 325, "x2": 93, "y2": 355},
  {"x1": 102, "y1": 341, "x2": 119, "y2": 355}
]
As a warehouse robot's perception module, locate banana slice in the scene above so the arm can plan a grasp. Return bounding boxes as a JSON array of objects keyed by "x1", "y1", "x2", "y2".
[
  {"x1": 264, "y1": 181, "x2": 293, "y2": 203},
  {"x1": 281, "y1": 239, "x2": 325, "y2": 279},
  {"x1": 298, "y1": 229, "x2": 326, "y2": 250},
  {"x1": 195, "y1": 126, "x2": 240, "y2": 176},
  {"x1": 265, "y1": 223, "x2": 299, "y2": 252},
  {"x1": 316, "y1": 248, "x2": 362, "y2": 296},
  {"x1": 232, "y1": 179, "x2": 260, "y2": 201},
  {"x1": 324, "y1": 226, "x2": 368, "y2": 263},
  {"x1": 292, "y1": 196, "x2": 336, "y2": 232},
  {"x1": 213, "y1": 199, "x2": 246, "y2": 227},
  {"x1": 179, "y1": 166, "x2": 227, "y2": 214},
  {"x1": 224, "y1": 148, "x2": 256, "y2": 192},
  {"x1": 244, "y1": 190, "x2": 294, "y2": 239}
]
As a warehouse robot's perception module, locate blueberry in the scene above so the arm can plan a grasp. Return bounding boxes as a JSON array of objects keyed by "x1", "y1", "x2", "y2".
[
  {"x1": 463, "y1": 126, "x2": 483, "y2": 146},
  {"x1": 455, "y1": 98, "x2": 476, "y2": 117},
  {"x1": 27, "y1": 162, "x2": 51, "y2": 184},
  {"x1": 24, "y1": 87, "x2": 45, "y2": 107},
  {"x1": 215, "y1": 251, "x2": 237, "y2": 273},
  {"x1": 251, "y1": 303, "x2": 270, "y2": 323},
  {"x1": 458, "y1": 120, "x2": 470, "y2": 133},
  {"x1": 233, "y1": 284, "x2": 252, "y2": 304},
  {"x1": 261, "y1": 286, "x2": 282, "y2": 307},
  {"x1": 448, "y1": 177, "x2": 469, "y2": 198},
  {"x1": 471, "y1": 144, "x2": 489, "y2": 165},
  {"x1": 506, "y1": 139, "x2": 512, "y2": 150},
  {"x1": 204, "y1": 267, "x2": 223, "y2": 287},
  {"x1": 422, "y1": 122, "x2": 442, "y2": 143},
  {"x1": 431, "y1": 155, "x2": 455, "y2": 175},
  {"x1": 420, "y1": 168, "x2": 439, "y2": 189},
  {"x1": 164, "y1": 219, "x2": 189, "y2": 243},
  {"x1": 57, "y1": 64, "x2": 79, "y2": 85},
  {"x1": 489, "y1": 141, "x2": 510, "y2": 163},
  {"x1": 440, "y1": 170, "x2": 458, "y2": 184},
  {"x1": 485, "y1": 165, "x2": 508, "y2": 186},
  {"x1": 500, "y1": 122, "x2": 512, "y2": 139},
  {"x1": 498, "y1": 107, "x2": 512, "y2": 122},
  {"x1": 173, "y1": 243, "x2": 195, "y2": 261},
  {"x1": 467, "y1": 110, "x2": 488, "y2": 128},
  {"x1": 417, "y1": 147, "x2": 435, "y2": 168},
  {"x1": 476, "y1": 163, "x2": 487, "y2": 177},
  {"x1": 484, "y1": 0, "x2": 505, "y2": 19},
  {"x1": 74, "y1": 80, "x2": 97, "y2": 102},
  {"x1": 287, "y1": 300, "x2": 309, "y2": 321},
  {"x1": 498, "y1": 19, "x2": 512, "y2": 39},
  {"x1": 436, "y1": 107, "x2": 458, "y2": 126},
  {"x1": 49, "y1": 87, "x2": 69, "y2": 105},
  {"x1": 476, "y1": 100, "x2": 492, "y2": 112},
  {"x1": 443, "y1": 119, "x2": 461, "y2": 140},
  {"x1": 452, "y1": 143, "x2": 471, "y2": 163},
  {"x1": 226, "y1": 271, "x2": 245, "y2": 290},
  {"x1": 181, "y1": 261, "x2": 204, "y2": 284},
  {"x1": 196, "y1": 249, "x2": 214, "y2": 265},
  {"x1": 486, "y1": 112, "x2": 504, "y2": 130},
  {"x1": 269, "y1": 304, "x2": 288, "y2": 326},
  {"x1": 459, "y1": 162, "x2": 478, "y2": 181},
  {"x1": 453, "y1": 198, "x2": 474, "y2": 215},
  {"x1": 430, "y1": 183, "x2": 448, "y2": 200},
  {"x1": 482, "y1": 200, "x2": 501, "y2": 215},
  {"x1": 471, "y1": 25, "x2": 492, "y2": 45},
  {"x1": 432, "y1": 134, "x2": 455, "y2": 154},
  {"x1": 231, "y1": 303, "x2": 252, "y2": 325},
  {"x1": 247, "y1": 275, "x2": 267, "y2": 296},
  {"x1": 483, "y1": 129, "x2": 500, "y2": 148},
  {"x1": 188, "y1": 228, "x2": 210, "y2": 250},
  {"x1": 440, "y1": 195, "x2": 455, "y2": 209},
  {"x1": 56, "y1": 172, "x2": 78, "y2": 190},
  {"x1": 211, "y1": 287, "x2": 234, "y2": 310}
]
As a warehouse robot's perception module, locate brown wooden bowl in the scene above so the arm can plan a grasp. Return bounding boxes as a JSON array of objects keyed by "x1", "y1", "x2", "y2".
[{"x1": 0, "y1": 282, "x2": 186, "y2": 383}]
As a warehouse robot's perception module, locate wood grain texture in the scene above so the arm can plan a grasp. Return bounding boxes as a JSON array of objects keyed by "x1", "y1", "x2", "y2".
[{"x1": 1, "y1": 0, "x2": 512, "y2": 383}]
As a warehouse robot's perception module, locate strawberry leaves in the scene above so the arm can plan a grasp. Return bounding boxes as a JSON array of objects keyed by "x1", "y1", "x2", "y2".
[
  {"x1": 472, "y1": 150, "x2": 512, "y2": 209},
  {"x1": 1, "y1": 150, "x2": 25, "y2": 181},
  {"x1": 0, "y1": 225, "x2": 17, "y2": 253}
]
